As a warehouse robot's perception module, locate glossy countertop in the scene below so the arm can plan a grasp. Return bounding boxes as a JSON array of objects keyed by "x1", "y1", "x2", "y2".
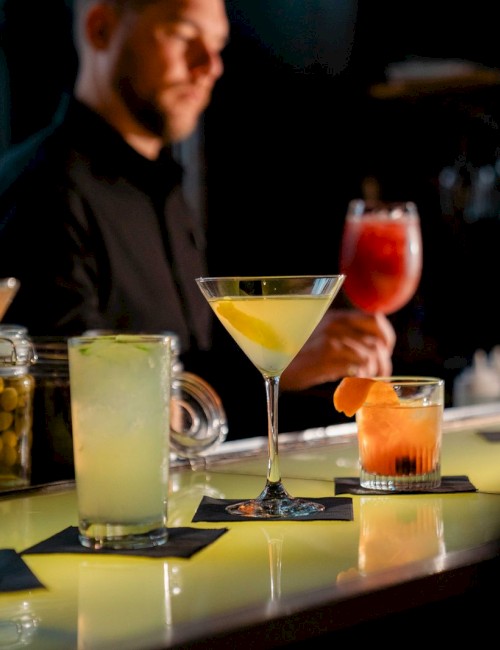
[{"x1": 1, "y1": 403, "x2": 500, "y2": 649}]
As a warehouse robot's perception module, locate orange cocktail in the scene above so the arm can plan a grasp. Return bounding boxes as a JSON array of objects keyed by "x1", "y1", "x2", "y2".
[{"x1": 355, "y1": 377, "x2": 444, "y2": 490}]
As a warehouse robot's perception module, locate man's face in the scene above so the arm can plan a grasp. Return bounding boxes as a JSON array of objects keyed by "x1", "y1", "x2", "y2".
[{"x1": 110, "y1": 0, "x2": 229, "y2": 142}]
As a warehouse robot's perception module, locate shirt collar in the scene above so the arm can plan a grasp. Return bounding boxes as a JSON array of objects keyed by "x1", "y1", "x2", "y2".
[{"x1": 61, "y1": 98, "x2": 184, "y2": 193}]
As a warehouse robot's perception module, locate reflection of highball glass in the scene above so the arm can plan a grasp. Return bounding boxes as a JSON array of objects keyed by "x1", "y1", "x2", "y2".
[
  {"x1": 78, "y1": 560, "x2": 172, "y2": 648},
  {"x1": 356, "y1": 377, "x2": 444, "y2": 491},
  {"x1": 68, "y1": 334, "x2": 171, "y2": 549}
]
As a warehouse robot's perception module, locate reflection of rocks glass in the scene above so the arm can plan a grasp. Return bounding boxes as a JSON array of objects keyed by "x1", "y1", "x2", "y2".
[
  {"x1": 337, "y1": 495, "x2": 445, "y2": 583},
  {"x1": 358, "y1": 496, "x2": 446, "y2": 575}
]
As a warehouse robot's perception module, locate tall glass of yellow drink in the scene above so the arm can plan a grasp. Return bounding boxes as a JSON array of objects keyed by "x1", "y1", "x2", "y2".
[
  {"x1": 356, "y1": 376, "x2": 444, "y2": 490},
  {"x1": 68, "y1": 334, "x2": 171, "y2": 549}
]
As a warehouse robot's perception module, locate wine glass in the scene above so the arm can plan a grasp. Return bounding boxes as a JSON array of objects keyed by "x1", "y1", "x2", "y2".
[
  {"x1": 196, "y1": 275, "x2": 345, "y2": 518},
  {"x1": 339, "y1": 199, "x2": 422, "y2": 314}
]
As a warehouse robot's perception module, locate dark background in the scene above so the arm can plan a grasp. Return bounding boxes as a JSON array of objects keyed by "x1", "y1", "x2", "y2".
[{"x1": 2, "y1": 0, "x2": 500, "y2": 407}]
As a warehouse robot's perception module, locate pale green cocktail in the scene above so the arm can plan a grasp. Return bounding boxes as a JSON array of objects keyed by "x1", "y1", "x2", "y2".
[
  {"x1": 68, "y1": 335, "x2": 171, "y2": 549},
  {"x1": 210, "y1": 295, "x2": 333, "y2": 376}
]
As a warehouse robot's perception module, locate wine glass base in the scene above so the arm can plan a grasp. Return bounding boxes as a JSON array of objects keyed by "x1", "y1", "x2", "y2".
[{"x1": 226, "y1": 497, "x2": 325, "y2": 519}]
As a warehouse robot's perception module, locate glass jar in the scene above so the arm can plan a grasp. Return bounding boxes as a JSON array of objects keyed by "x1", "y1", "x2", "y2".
[
  {"x1": 170, "y1": 371, "x2": 229, "y2": 460},
  {"x1": 0, "y1": 329, "x2": 36, "y2": 489},
  {"x1": 167, "y1": 333, "x2": 228, "y2": 460},
  {"x1": 30, "y1": 337, "x2": 74, "y2": 485}
]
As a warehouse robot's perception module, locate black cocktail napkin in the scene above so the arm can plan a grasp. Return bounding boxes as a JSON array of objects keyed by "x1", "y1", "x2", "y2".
[
  {"x1": 0, "y1": 549, "x2": 45, "y2": 592},
  {"x1": 334, "y1": 475, "x2": 477, "y2": 495},
  {"x1": 20, "y1": 526, "x2": 227, "y2": 559},
  {"x1": 192, "y1": 496, "x2": 353, "y2": 522}
]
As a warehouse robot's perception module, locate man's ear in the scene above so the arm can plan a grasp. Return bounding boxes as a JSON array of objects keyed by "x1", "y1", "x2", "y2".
[{"x1": 85, "y1": 3, "x2": 120, "y2": 50}]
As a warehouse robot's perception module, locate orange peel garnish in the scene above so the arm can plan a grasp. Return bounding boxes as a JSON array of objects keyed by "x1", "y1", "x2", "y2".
[{"x1": 333, "y1": 377, "x2": 399, "y2": 417}]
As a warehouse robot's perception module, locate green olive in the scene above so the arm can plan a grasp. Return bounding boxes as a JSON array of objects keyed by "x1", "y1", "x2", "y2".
[
  {"x1": 0, "y1": 387, "x2": 18, "y2": 411},
  {"x1": 0, "y1": 411, "x2": 14, "y2": 431}
]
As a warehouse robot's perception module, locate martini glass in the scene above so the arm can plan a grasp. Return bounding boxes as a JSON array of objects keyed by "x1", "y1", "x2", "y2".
[
  {"x1": 0, "y1": 277, "x2": 20, "y2": 321},
  {"x1": 196, "y1": 275, "x2": 345, "y2": 518},
  {"x1": 339, "y1": 199, "x2": 422, "y2": 314}
]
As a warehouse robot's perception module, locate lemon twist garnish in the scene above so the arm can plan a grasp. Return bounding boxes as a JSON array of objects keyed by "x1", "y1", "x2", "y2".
[{"x1": 215, "y1": 302, "x2": 287, "y2": 352}]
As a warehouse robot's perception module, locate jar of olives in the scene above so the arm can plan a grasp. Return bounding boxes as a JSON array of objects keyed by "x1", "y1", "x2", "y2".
[{"x1": 0, "y1": 329, "x2": 37, "y2": 489}]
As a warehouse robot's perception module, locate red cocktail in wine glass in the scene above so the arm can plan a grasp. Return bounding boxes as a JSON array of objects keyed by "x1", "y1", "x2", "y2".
[{"x1": 339, "y1": 199, "x2": 422, "y2": 314}]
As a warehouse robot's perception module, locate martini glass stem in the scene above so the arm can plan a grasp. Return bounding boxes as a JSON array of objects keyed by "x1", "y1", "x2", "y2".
[
  {"x1": 251, "y1": 373, "x2": 323, "y2": 513},
  {"x1": 260, "y1": 374, "x2": 288, "y2": 495},
  {"x1": 257, "y1": 375, "x2": 293, "y2": 504}
]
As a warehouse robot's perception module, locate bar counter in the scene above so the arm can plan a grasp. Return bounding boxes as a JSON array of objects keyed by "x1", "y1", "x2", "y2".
[{"x1": 1, "y1": 403, "x2": 500, "y2": 648}]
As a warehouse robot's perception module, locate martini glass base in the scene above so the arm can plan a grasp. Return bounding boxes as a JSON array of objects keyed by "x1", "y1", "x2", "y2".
[{"x1": 225, "y1": 481, "x2": 326, "y2": 519}]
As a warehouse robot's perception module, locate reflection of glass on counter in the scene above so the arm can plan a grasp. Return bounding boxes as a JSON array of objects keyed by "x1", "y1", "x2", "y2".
[
  {"x1": 358, "y1": 496, "x2": 445, "y2": 574},
  {"x1": 77, "y1": 560, "x2": 172, "y2": 649},
  {"x1": 0, "y1": 497, "x2": 34, "y2": 549},
  {"x1": 260, "y1": 528, "x2": 284, "y2": 615},
  {"x1": 338, "y1": 496, "x2": 445, "y2": 582},
  {"x1": 0, "y1": 600, "x2": 39, "y2": 648},
  {"x1": 168, "y1": 470, "x2": 225, "y2": 527}
]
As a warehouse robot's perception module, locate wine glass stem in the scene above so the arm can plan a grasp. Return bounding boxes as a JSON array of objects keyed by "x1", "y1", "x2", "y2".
[{"x1": 264, "y1": 374, "x2": 281, "y2": 484}]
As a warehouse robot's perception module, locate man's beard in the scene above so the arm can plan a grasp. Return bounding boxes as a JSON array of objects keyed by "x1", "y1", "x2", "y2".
[{"x1": 118, "y1": 77, "x2": 166, "y2": 138}]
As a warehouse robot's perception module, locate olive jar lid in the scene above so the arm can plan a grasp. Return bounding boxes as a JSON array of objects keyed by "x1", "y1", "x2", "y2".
[{"x1": 0, "y1": 333, "x2": 37, "y2": 369}]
